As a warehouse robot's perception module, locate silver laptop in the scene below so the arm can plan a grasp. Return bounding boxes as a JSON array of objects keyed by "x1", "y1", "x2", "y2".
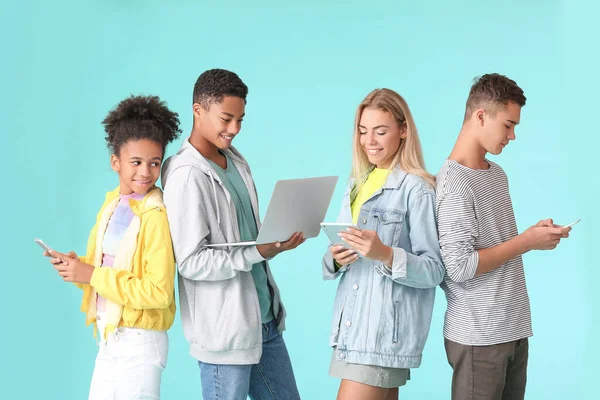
[{"x1": 206, "y1": 175, "x2": 338, "y2": 247}]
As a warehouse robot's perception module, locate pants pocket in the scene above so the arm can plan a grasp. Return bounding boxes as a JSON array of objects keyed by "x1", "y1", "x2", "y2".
[{"x1": 150, "y1": 331, "x2": 169, "y2": 369}]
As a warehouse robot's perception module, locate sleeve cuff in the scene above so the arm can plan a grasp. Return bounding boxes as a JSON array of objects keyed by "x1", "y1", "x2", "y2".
[
  {"x1": 89, "y1": 266, "x2": 102, "y2": 290},
  {"x1": 334, "y1": 259, "x2": 343, "y2": 272},
  {"x1": 245, "y1": 246, "x2": 266, "y2": 265},
  {"x1": 335, "y1": 264, "x2": 350, "y2": 274},
  {"x1": 465, "y1": 250, "x2": 479, "y2": 280},
  {"x1": 323, "y1": 254, "x2": 349, "y2": 279},
  {"x1": 374, "y1": 247, "x2": 407, "y2": 280}
]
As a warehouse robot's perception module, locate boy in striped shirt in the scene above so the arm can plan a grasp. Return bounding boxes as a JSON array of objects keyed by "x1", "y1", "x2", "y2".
[{"x1": 436, "y1": 73, "x2": 572, "y2": 400}]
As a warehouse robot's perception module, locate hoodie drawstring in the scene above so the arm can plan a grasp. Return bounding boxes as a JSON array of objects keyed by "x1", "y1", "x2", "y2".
[{"x1": 208, "y1": 170, "x2": 221, "y2": 225}]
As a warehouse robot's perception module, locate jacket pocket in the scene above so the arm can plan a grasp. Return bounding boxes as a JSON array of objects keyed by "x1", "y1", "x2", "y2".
[
  {"x1": 332, "y1": 275, "x2": 359, "y2": 347},
  {"x1": 178, "y1": 277, "x2": 197, "y2": 345},
  {"x1": 372, "y1": 209, "x2": 406, "y2": 246},
  {"x1": 194, "y1": 276, "x2": 261, "y2": 352},
  {"x1": 391, "y1": 288, "x2": 427, "y2": 355},
  {"x1": 330, "y1": 280, "x2": 348, "y2": 345},
  {"x1": 330, "y1": 303, "x2": 344, "y2": 345},
  {"x1": 393, "y1": 301, "x2": 400, "y2": 344}
]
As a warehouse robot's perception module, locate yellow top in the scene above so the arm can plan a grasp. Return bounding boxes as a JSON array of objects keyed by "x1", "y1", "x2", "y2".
[
  {"x1": 77, "y1": 186, "x2": 176, "y2": 338},
  {"x1": 351, "y1": 168, "x2": 389, "y2": 224}
]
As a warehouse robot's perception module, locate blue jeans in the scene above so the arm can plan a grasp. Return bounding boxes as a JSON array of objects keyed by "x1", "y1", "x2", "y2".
[{"x1": 198, "y1": 320, "x2": 301, "y2": 400}]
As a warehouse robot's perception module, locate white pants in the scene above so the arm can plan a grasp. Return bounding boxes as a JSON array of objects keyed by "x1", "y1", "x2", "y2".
[{"x1": 89, "y1": 313, "x2": 168, "y2": 400}]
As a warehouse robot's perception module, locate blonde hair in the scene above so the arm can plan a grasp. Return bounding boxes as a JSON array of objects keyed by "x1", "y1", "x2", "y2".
[{"x1": 351, "y1": 88, "x2": 435, "y2": 194}]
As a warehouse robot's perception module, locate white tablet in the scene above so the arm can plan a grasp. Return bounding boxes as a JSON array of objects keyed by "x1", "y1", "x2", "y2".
[
  {"x1": 320, "y1": 222, "x2": 357, "y2": 247},
  {"x1": 206, "y1": 176, "x2": 339, "y2": 247}
]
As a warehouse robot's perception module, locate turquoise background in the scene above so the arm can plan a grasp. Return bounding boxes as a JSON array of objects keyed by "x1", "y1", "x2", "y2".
[{"x1": 2, "y1": 0, "x2": 597, "y2": 398}]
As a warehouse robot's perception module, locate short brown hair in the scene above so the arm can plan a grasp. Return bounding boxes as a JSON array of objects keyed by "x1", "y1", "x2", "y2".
[{"x1": 464, "y1": 73, "x2": 526, "y2": 120}]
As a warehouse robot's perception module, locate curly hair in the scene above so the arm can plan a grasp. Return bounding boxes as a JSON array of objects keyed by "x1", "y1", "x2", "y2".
[
  {"x1": 102, "y1": 95, "x2": 182, "y2": 155},
  {"x1": 192, "y1": 69, "x2": 248, "y2": 109},
  {"x1": 464, "y1": 73, "x2": 527, "y2": 120}
]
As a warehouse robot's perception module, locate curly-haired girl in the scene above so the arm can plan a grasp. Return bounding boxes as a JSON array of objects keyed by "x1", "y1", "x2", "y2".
[{"x1": 44, "y1": 95, "x2": 182, "y2": 399}]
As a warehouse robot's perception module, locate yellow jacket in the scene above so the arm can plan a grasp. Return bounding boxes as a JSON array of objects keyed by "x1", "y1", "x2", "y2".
[{"x1": 78, "y1": 186, "x2": 176, "y2": 338}]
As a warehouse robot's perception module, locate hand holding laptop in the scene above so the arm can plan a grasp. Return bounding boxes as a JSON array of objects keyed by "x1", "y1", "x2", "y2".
[{"x1": 257, "y1": 232, "x2": 306, "y2": 258}]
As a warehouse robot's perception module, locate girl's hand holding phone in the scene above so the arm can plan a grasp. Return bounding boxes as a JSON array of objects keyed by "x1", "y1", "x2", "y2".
[
  {"x1": 47, "y1": 250, "x2": 95, "y2": 284},
  {"x1": 44, "y1": 250, "x2": 77, "y2": 261},
  {"x1": 339, "y1": 227, "x2": 394, "y2": 267}
]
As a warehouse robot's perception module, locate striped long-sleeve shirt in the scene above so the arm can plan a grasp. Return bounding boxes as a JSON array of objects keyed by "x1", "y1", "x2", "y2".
[{"x1": 435, "y1": 159, "x2": 532, "y2": 346}]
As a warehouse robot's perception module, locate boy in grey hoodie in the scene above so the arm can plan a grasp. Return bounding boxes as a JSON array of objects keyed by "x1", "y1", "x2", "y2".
[{"x1": 162, "y1": 69, "x2": 304, "y2": 400}]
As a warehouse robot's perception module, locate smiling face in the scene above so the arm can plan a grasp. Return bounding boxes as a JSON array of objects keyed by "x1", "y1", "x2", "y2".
[
  {"x1": 476, "y1": 101, "x2": 522, "y2": 155},
  {"x1": 193, "y1": 95, "x2": 245, "y2": 152},
  {"x1": 111, "y1": 139, "x2": 163, "y2": 195},
  {"x1": 358, "y1": 107, "x2": 406, "y2": 169}
]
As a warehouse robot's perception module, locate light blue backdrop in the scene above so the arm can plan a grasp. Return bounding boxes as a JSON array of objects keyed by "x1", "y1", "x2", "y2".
[{"x1": 2, "y1": 0, "x2": 597, "y2": 398}]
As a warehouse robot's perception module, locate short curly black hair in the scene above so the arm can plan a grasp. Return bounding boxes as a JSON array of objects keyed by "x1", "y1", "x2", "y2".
[
  {"x1": 102, "y1": 95, "x2": 182, "y2": 156},
  {"x1": 193, "y1": 69, "x2": 248, "y2": 109}
]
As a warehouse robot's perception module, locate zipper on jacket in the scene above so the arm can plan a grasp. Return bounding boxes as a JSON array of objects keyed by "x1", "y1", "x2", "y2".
[{"x1": 112, "y1": 204, "x2": 163, "y2": 339}]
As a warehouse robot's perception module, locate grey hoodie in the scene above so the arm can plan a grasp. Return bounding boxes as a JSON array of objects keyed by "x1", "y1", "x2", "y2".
[{"x1": 161, "y1": 139, "x2": 286, "y2": 365}]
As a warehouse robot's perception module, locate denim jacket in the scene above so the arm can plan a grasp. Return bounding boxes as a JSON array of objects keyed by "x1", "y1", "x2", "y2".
[{"x1": 322, "y1": 167, "x2": 444, "y2": 369}]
